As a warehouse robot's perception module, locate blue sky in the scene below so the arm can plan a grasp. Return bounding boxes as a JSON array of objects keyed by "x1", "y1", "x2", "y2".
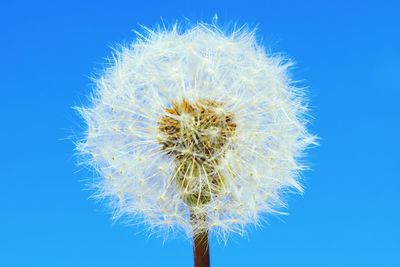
[{"x1": 1, "y1": 0, "x2": 399, "y2": 266}]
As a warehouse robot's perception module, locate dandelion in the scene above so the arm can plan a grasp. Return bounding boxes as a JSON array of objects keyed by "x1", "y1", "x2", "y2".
[{"x1": 76, "y1": 21, "x2": 316, "y2": 267}]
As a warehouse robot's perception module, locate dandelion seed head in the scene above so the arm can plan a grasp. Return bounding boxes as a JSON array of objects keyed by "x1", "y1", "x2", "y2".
[{"x1": 76, "y1": 21, "x2": 316, "y2": 240}]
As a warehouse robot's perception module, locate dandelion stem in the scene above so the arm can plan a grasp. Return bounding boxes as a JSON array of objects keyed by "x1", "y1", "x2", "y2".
[
  {"x1": 190, "y1": 210, "x2": 210, "y2": 267},
  {"x1": 193, "y1": 230, "x2": 210, "y2": 267}
]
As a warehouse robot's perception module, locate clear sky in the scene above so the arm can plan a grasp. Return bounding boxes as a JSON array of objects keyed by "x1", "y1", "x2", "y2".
[{"x1": 1, "y1": 0, "x2": 399, "y2": 266}]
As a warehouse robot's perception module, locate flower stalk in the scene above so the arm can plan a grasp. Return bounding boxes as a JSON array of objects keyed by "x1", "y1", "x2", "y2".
[
  {"x1": 193, "y1": 231, "x2": 210, "y2": 267},
  {"x1": 191, "y1": 211, "x2": 210, "y2": 267}
]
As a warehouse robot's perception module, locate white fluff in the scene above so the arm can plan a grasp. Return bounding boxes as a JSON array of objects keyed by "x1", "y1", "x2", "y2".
[{"x1": 76, "y1": 22, "x2": 316, "y2": 240}]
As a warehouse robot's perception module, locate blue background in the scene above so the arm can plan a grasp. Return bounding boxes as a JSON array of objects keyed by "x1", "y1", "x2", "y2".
[{"x1": 1, "y1": 0, "x2": 399, "y2": 266}]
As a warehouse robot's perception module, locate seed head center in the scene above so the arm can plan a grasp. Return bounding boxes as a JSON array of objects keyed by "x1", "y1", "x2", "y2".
[
  {"x1": 158, "y1": 99, "x2": 236, "y2": 162},
  {"x1": 158, "y1": 98, "x2": 237, "y2": 206}
]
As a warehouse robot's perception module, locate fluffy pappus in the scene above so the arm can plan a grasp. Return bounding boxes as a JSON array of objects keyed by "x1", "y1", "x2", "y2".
[{"x1": 76, "y1": 21, "x2": 317, "y2": 241}]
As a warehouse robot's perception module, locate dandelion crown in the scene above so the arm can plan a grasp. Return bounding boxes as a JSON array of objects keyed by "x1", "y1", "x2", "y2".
[{"x1": 77, "y1": 21, "x2": 316, "y2": 240}]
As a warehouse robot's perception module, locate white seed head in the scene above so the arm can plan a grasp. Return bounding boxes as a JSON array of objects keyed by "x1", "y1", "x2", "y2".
[{"x1": 76, "y1": 22, "x2": 317, "y2": 240}]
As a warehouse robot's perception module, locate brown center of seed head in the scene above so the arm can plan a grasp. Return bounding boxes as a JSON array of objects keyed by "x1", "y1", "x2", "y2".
[{"x1": 158, "y1": 98, "x2": 237, "y2": 206}]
